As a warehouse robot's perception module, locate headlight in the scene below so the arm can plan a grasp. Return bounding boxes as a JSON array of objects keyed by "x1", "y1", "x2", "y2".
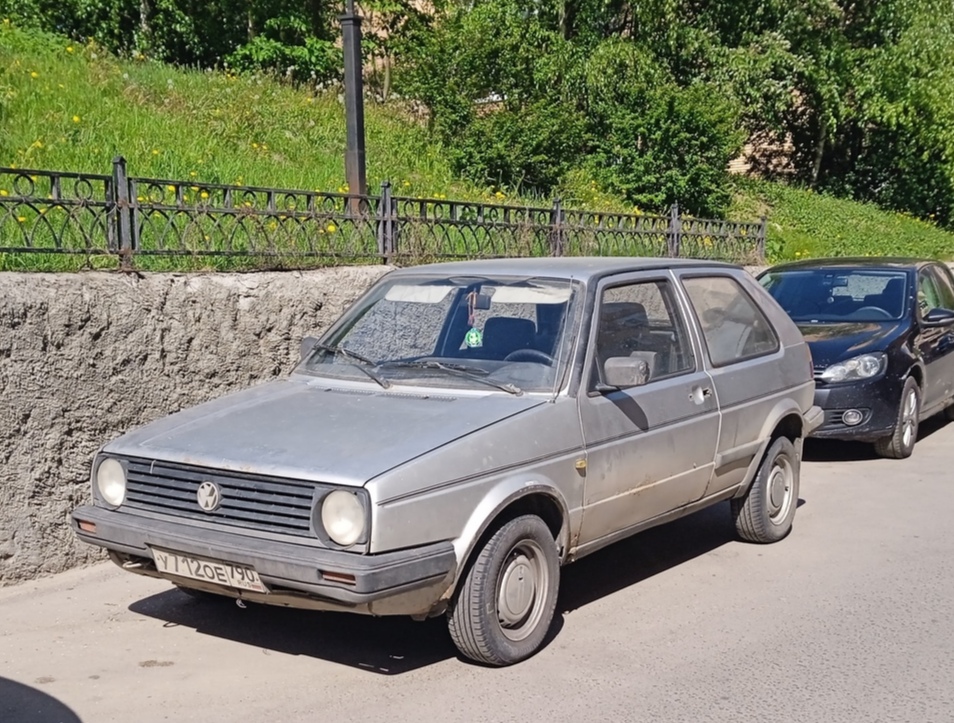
[
  {"x1": 320, "y1": 490, "x2": 366, "y2": 546},
  {"x1": 96, "y1": 457, "x2": 127, "y2": 507},
  {"x1": 820, "y1": 353, "x2": 886, "y2": 383}
]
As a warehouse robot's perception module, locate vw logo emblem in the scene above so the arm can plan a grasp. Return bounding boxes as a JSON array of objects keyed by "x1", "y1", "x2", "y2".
[{"x1": 196, "y1": 481, "x2": 222, "y2": 512}]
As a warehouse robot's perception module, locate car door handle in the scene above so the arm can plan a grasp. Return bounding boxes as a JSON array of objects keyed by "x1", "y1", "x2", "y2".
[{"x1": 690, "y1": 386, "x2": 712, "y2": 405}]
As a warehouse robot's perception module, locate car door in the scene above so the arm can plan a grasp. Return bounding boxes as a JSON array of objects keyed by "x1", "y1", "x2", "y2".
[
  {"x1": 676, "y1": 272, "x2": 785, "y2": 497},
  {"x1": 917, "y1": 264, "x2": 954, "y2": 413},
  {"x1": 576, "y1": 272, "x2": 719, "y2": 550}
]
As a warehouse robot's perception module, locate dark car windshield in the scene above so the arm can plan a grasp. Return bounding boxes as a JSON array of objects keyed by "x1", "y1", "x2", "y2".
[
  {"x1": 759, "y1": 268, "x2": 908, "y2": 323},
  {"x1": 296, "y1": 274, "x2": 580, "y2": 393}
]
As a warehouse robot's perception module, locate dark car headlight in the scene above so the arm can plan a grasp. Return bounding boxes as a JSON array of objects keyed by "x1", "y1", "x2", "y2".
[{"x1": 819, "y1": 353, "x2": 886, "y2": 383}]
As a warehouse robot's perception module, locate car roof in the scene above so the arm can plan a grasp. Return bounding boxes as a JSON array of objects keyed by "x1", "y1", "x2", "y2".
[
  {"x1": 387, "y1": 256, "x2": 738, "y2": 283},
  {"x1": 765, "y1": 257, "x2": 934, "y2": 273}
]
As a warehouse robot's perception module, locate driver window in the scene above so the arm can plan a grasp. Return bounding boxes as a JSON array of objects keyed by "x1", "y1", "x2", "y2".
[
  {"x1": 918, "y1": 272, "x2": 941, "y2": 315},
  {"x1": 593, "y1": 280, "x2": 693, "y2": 385},
  {"x1": 928, "y1": 266, "x2": 954, "y2": 310}
]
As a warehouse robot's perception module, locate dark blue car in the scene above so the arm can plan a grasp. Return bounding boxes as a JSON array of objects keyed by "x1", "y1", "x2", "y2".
[{"x1": 759, "y1": 258, "x2": 954, "y2": 458}]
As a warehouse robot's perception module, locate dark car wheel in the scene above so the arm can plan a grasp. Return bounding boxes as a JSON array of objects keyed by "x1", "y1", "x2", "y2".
[
  {"x1": 874, "y1": 377, "x2": 920, "y2": 459},
  {"x1": 447, "y1": 515, "x2": 559, "y2": 666},
  {"x1": 731, "y1": 436, "x2": 799, "y2": 544}
]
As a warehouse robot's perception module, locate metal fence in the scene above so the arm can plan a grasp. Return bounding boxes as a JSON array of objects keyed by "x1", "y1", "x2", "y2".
[{"x1": 0, "y1": 158, "x2": 767, "y2": 268}]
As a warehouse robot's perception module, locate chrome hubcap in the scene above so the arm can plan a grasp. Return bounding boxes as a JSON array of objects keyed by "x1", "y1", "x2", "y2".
[
  {"x1": 496, "y1": 540, "x2": 548, "y2": 641},
  {"x1": 901, "y1": 389, "x2": 918, "y2": 448},
  {"x1": 767, "y1": 458, "x2": 793, "y2": 524}
]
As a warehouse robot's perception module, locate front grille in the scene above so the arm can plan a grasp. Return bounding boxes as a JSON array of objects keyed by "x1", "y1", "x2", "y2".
[{"x1": 123, "y1": 458, "x2": 317, "y2": 536}]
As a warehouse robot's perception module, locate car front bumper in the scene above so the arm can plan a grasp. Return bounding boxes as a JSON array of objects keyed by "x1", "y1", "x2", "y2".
[
  {"x1": 809, "y1": 376, "x2": 902, "y2": 442},
  {"x1": 71, "y1": 505, "x2": 457, "y2": 615}
]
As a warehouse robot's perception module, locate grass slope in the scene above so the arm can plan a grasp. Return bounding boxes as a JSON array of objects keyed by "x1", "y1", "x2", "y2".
[
  {"x1": 3, "y1": 21, "x2": 954, "y2": 270},
  {"x1": 732, "y1": 180, "x2": 954, "y2": 263}
]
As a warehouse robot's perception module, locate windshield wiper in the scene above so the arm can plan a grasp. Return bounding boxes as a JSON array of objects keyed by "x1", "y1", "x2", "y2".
[
  {"x1": 379, "y1": 360, "x2": 523, "y2": 396},
  {"x1": 312, "y1": 343, "x2": 390, "y2": 389}
]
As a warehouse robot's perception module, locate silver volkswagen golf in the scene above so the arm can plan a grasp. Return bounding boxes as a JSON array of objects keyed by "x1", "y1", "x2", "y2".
[{"x1": 73, "y1": 258, "x2": 821, "y2": 665}]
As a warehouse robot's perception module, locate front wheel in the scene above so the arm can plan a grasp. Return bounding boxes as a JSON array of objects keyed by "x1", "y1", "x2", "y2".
[
  {"x1": 731, "y1": 436, "x2": 799, "y2": 543},
  {"x1": 874, "y1": 377, "x2": 920, "y2": 459},
  {"x1": 447, "y1": 515, "x2": 559, "y2": 666}
]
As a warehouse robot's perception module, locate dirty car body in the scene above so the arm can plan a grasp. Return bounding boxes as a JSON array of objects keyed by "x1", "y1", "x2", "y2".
[
  {"x1": 759, "y1": 258, "x2": 954, "y2": 458},
  {"x1": 73, "y1": 257, "x2": 821, "y2": 665}
]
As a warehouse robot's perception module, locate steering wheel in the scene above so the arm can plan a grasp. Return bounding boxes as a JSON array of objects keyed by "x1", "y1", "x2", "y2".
[
  {"x1": 503, "y1": 348, "x2": 555, "y2": 364},
  {"x1": 854, "y1": 306, "x2": 893, "y2": 320}
]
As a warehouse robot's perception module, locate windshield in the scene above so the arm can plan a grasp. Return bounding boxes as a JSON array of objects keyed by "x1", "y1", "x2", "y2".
[
  {"x1": 296, "y1": 274, "x2": 580, "y2": 393},
  {"x1": 760, "y1": 268, "x2": 908, "y2": 323}
]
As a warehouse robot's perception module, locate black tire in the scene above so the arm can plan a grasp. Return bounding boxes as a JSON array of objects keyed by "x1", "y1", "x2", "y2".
[
  {"x1": 731, "y1": 436, "x2": 799, "y2": 544},
  {"x1": 447, "y1": 515, "x2": 559, "y2": 666},
  {"x1": 874, "y1": 377, "x2": 920, "y2": 459}
]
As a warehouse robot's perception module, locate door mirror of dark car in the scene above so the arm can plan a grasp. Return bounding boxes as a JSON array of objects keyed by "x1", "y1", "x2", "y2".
[
  {"x1": 600, "y1": 356, "x2": 651, "y2": 390},
  {"x1": 300, "y1": 336, "x2": 319, "y2": 360},
  {"x1": 923, "y1": 308, "x2": 954, "y2": 326}
]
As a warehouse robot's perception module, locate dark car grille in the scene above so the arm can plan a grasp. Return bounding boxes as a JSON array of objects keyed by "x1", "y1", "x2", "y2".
[{"x1": 123, "y1": 458, "x2": 317, "y2": 537}]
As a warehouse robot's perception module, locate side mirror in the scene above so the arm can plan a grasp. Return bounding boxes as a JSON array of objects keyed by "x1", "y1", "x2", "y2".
[
  {"x1": 923, "y1": 308, "x2": 954, "y2": 326},
  {"x1": 300, "y1": 336, "x2": 319, "y2": 361},
  {"x1": 602, "y1": 356, "x2": 651, "y2": 390}
]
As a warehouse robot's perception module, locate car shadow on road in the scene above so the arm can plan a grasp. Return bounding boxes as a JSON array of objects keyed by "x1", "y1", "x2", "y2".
[
  {"x1": 128, "y1": 500, "x2": 776, "y2": 675},
  {"x1": 0, "y1": 677, "x2": 83, "y2": 723},
  {"x1": 557, "y1": 501, "x2": 738, "y2": 614},
  {"x1": 129, "y1": 588, "x2": 458, "y2": 675},
  {"x1": 804, "y1": 415, "x2": 949, "y2": 462}
]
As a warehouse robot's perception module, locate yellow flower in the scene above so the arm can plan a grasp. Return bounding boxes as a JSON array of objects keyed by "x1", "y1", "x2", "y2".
[
  {"x1": 494, "y1": 191, "x2": 505, "y2": 199},
  {"x1": 17, "y1": 216, "x2": 26, "y2": 223},
  {"x1": 326, "y1": 223, "x2": 337, "y2": 233},
  {"x1": 190, "y1": 185, "x2": 199, "y2": 191},
  {"x1": 200, "y1": 191, "x2": 209, "y2": 199},
  {"x1": 166, "y1": 185, "x2": 175, "y2": 192},
  {"x1": 39, "y1": 208, "x2": 46, "y2": 214},
  {"x1": 0, "y1": 190, "x2": 7, "y2": 196},
  {"x1": 204, "y1": 235, "x2": 210, "y2": 241},
  {"x1": 66, "y1": 46, "x2": 74, "y2": 53},
  {"x1": 136, "y1": 196, "x2": 144, "y2": 201},
  {"x1": 252, "y1": 142, "x2": 259, "y2": 149},
  {"x1": 189, "y1": 171, "x2": 197, "y2": 177},
  {"x1": 151, "y1": 149, "x2": 159, "y2": 155},
  {"x1": 72, "y1": 115, "x2": 81, "y2": 123},
  {"x1": 30, "y1": 71, "x2": 38, "y2": 78},
  {"x1": 795, "y1": 251, "x2": 802, "y2": 257}
]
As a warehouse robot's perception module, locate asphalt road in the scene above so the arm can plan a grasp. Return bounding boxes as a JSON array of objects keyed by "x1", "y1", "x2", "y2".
[{"x1": 3, "y1": 422, "x2": 953, "y2": 723}]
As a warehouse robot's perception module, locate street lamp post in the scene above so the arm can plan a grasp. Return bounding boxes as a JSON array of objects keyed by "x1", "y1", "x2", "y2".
[{"x1": 341, "y1": 0, "x2": 368, "y2": 209}]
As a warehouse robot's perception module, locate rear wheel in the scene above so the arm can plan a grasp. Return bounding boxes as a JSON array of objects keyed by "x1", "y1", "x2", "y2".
[
  {"x1": 731, "y1": 436, "x2": 799, "y2": 543},
  {"x1": 447, "y1": 515, "x2": 559, "y2": 666},
  {"x1": 874, "y1": 377, "x2": 920, "y2": 459}
]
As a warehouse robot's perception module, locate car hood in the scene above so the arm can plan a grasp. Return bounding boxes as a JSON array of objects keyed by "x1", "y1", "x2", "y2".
[
  {"x1": 103, "y1": 377, "x2": 547, "y2": 486},
  {"x1": 798, "y1": 321, "x2": 906, "y2": 367}
]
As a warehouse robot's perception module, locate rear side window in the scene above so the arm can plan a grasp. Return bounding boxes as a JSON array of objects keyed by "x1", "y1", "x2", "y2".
[{"x1": 682, "y1": 276, "x2": 780, "y2": 367}]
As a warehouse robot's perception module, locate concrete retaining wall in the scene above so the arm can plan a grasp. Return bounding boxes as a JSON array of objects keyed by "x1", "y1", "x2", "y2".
[{"x1": 0, "y1": 267, "x2": 390, "y2": 585}]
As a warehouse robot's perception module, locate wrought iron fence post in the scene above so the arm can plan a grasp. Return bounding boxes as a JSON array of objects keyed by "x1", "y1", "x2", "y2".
[
  {"x1": 757, "y1": 215, "x2": 768, "y2": 261},
  {"x1": 111, "y1": 156, "x2": 134, "y2": 270},
  {"x1": 376, "y1": 181, "x2": 395, "y2": 263},
  {"x1": 667, "y1": 202, "x2": 681, "y2": 257},
  {"x1": 549, "y1": 198, "x2": 565, "y2": 256}
]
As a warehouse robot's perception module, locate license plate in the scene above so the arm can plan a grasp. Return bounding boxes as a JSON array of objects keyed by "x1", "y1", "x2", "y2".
[{"x1": 153, "y1": 549, "x2": 266, "y2": 593}]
